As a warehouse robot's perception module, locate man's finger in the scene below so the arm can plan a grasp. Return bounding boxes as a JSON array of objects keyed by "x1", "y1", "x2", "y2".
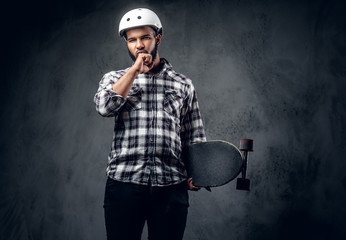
[
  {"x1": 135, "y1": 54, "x2": 154, "y2": 73},
  {"x1": 143, "y1": 55, "x2": 152, "y2": 65},
  {"x1": 187, "y1": 178, "x2": 201, "y2": 191}
]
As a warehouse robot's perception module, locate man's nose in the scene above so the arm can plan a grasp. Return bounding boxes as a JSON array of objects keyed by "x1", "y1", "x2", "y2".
[{"x1": 136, "y1": 39, "x2": 144, "y2": 49}]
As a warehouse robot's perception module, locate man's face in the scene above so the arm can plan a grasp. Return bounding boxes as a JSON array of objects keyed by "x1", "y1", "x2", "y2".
[{"x1": 125, "y1": 26, "x2": 161, "y2": 62}]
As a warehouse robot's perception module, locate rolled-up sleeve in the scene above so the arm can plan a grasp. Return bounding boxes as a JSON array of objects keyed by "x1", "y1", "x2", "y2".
[
  {"x1": 180, "y1": 83, "x2": 207, "y2": 146},
  {"x1": 94, "y1": 72, "x2": 126, "y2": 117}
]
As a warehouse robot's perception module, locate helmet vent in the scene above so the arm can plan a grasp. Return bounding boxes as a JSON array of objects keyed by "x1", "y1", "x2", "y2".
[
  {"x1": 127, "y1": 18, "x2": 130, "y2": 21},
  {"x1": 137, "y1": 16, "x2": 142, "y2": 19}
]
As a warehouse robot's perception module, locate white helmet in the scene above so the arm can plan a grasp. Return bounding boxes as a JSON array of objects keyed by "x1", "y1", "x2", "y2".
[{"x1": 118, "y1": 8, "x2": 163, "y2": 37}]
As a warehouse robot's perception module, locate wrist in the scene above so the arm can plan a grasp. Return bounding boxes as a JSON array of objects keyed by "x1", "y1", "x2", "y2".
[{"x1": 128, "y1": 65, "x2": 140, "y2": 76}]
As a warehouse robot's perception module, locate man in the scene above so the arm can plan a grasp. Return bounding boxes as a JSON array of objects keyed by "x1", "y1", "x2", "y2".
[{"x1": 94, "y1": 8, "x2": 206, "y2": 240}]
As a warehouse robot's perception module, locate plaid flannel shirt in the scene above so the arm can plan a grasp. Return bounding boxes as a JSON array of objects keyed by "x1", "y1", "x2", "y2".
[{"x1": 94, "y1": 59, "x2": 206, "y2": 186}]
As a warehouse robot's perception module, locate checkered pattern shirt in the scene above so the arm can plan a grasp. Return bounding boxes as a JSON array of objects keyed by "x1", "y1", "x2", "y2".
[{"x1": 94, "y1": 59, "x2": 206, "y2": 186}]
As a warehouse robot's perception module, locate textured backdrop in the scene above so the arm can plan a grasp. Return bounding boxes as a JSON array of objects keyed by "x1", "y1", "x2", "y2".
[{"x1": 1, "y1": 0, "x2": 346, "y2": 239}]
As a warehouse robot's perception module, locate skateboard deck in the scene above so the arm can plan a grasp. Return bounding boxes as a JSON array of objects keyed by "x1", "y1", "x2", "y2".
[{"x1": 184, "y1": 140, "x2": 244, "y2": 188}]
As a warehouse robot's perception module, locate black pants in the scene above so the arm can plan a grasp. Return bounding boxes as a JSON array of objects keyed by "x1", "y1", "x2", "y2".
[{"x1": 104, "y1": 178, "x2": 189, "y2": 240}]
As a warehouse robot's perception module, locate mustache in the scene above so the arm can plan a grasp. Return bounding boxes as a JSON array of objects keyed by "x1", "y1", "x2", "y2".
[{"x1": 136, "y1": 50, "x2": 148, "y2": 55}]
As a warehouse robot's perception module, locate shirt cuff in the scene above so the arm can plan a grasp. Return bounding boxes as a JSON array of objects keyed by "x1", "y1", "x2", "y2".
[{"x1": 110, "y1": 91, "x2": 126, "y2": 112}]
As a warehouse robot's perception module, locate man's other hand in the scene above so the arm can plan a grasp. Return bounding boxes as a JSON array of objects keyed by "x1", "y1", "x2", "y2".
[{"x1": 187, "y1": 178, "x2": 201, "y2": 191}]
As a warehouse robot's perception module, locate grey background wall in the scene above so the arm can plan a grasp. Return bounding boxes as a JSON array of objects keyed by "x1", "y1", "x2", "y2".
[{"x1": 1, "y1": 0, "x2": 346, "y2": 239}]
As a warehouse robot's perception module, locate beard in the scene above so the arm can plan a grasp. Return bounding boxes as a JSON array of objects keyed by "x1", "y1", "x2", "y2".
[{"x1": 128, "y1": 43, "x2": 158, "y2": 63}]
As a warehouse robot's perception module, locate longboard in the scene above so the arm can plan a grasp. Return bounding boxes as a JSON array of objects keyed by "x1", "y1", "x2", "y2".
[{"x1": 184, "y1": 140, "x2": 244, "y2": 188}]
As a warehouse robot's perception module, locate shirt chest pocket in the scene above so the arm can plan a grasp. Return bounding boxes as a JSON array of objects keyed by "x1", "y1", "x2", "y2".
[
  {"x1": 163, "y1": 89, "x2": 183, "y2": 119},
  {"x1": 125, "y1": 86, "x2": 143, "y2": 111}
]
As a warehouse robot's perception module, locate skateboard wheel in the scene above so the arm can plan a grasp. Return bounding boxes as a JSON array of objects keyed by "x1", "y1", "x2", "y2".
[
  {"x1": 239, "y1": 139, "x2": 254, "y2": 152},
  {"x1": 236, "y1": 178, "x2": 250, "y2": 191}
]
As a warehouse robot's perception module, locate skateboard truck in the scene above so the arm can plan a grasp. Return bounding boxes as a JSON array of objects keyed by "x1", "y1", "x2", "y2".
[{"x1": 236, "y1": 139, "x2": 254, "y2": 191}]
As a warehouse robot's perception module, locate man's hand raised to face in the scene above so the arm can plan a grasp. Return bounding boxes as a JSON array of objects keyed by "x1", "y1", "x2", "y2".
[
  {"x1": 112, "y1": 52, "x2": 155, "y2": 98},
  {"x1": 133, "y1": 53, "x2": 154, "y2": 74}
]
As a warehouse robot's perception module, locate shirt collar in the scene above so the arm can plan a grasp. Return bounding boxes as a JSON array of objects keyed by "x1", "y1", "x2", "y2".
[{"x1": 153, "y1": 58, "x2": 172, "y2": 76}]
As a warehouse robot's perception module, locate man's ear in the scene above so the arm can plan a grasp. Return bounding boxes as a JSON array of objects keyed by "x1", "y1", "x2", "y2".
[{"x1": 155, "y1": 34, "x2": 162, "y2": 46}]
